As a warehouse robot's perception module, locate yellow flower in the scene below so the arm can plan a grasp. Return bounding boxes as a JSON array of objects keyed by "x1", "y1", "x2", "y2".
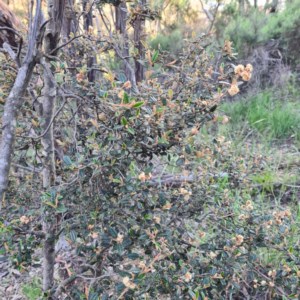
[
  {"x1": 198, "y1": 231, "x2": 206, "y2": 238},
  {"x1": 245, "y1": 200, "x2": 254, "y2": 211},
  {"x1": 222, "y1": 115, "x2": 230, "y2": 124},
  {"x1": 223, "y1": 40, "x2": 233, "y2": 56},
  {"x1": 228, "y1": 84, "x2": 239, "y2": 96},
  {"x1": 118, "y1": 90, "x2": 125, "y2": 99},
  {"x1": 184, "y1": 271, "x2": 193, "y2": 282},
  {"x1": 190, "y1": 127, "x2": 199, "y2": 136},
  {"x1": 245, "y1": 64, "x2": 253, "y2": 72},
  {"x1": 260, "y1": 280, "x2": 267, "y2": 286},
  {"x1": 153, "y1": 216, "x2": 161, "y2": 224},
  {"x1": 87, "y1": 224, "x2": 94, "y2": 230},
  {"x1": 269, "y1": 282, "x2": 275, "y2": 288},
  {"x1": 234, "y1": 234, "x2": 244, "y2": 246},
  {"x1": 268, "y1": 270, "x2": 276, "y2": 278},
  {"x1": 238, "y1": 214, "x2": 248, "y2": 221},
  {"x1": 115, "y1": 233, "x2": 124, "y2": 244},
  {"x1": 90, "y1": 232, "x2": 98, "y2": 239},
  {"x1": 283, "y1": 265, "x2": 291, "y2": 273},
  {"x1": 162, "y1": 202, "x2": 172, "y2": 210},
  {"x1": 76, "y1": 72, "x2": 85, "y2": 83},
  {"x1": 234, "y1": 64, "x2": 245, "y2": 75},
  {"x1": 138, "y1": 172, "x2": 152, "y2": 182},
  {"x1": 241, "y1": 71, "x2": 252, "y2": 81},
  {"x1": 20, "y1": 215, "x2": 30, "y2": 224},
  {"x1": 122, "y1": 277, "x2": 136, "y2": 289},
  {"x1": 123, "y1": 81, "x2": 132, "y2": 89}
]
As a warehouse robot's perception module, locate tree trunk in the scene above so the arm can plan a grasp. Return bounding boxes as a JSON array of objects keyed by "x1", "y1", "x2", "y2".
[
  {"x1": 41, "y1": 0, "x2": 66, "y2": 292},
  {"x1": 83, "y1": 0, "x2": 96, "y2": 82},
  {"x1": 115, "y1": 1, "x2": 138, "y2": 90},
  {"x1": 0, "y1": 0, "x2": 43, "y2": 208},
  {"x1": 133, "y1": 0, "x2": 146, "y2": 83},
  {"x1": 62, "y1": 0, "x2": 76, "y2": 40},
  {"x1": 238, "y1": 0, "x2": 245, "y2": 14}
]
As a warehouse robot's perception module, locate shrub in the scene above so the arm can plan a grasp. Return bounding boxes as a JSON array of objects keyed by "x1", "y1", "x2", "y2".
[{"x1": 150, "y1": 29, "x2": 183, "y2": 53}]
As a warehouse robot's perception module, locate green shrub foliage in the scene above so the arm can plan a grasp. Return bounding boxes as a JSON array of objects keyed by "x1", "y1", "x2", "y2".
[{"x1": 0, "y1": 10, "x2": 299, "y2": 300}]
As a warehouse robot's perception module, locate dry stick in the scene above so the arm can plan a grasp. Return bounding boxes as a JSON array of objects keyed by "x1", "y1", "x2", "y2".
[{"x1": 0, "y1": 0, "x2": 43, "y2": 208}]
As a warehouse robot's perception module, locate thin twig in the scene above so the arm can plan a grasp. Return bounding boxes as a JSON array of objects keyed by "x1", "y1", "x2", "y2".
[{"x1": 50, "y1": 34, "x2": 83, "y2": 55}]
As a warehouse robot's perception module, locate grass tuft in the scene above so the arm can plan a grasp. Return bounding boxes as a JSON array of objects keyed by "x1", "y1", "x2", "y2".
[{"x1": 221, "y1": 91, "x2": 300, "y2": 141}]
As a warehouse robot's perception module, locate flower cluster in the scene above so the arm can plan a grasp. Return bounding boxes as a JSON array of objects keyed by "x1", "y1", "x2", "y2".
[{"x1": 228, "y1": 64, "x2": 253, "y2": 96}]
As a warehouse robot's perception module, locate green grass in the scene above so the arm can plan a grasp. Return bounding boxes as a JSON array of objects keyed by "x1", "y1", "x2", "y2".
[
  {"x1": 22, "y1": 278, "x2": 43, "y2": 300},
  {"x1": 221, "y1": 91, "x2": 300, "y2": 141}
]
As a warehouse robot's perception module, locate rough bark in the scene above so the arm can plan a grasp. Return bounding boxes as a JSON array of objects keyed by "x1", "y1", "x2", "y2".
[
  {"x1": 115, "y1": 1, "x2": 138, "y2": 90},
  {"x1": 62, "y1": 0, "x2": 76, "y2": 40},
  {"x1": 41, "y1": 0, "x2": 66, "y2": 292},
  {"x1": 41, "y1": 62, "x2": 57, "y2": 189},
  {"x1": 83, "y1": 0, "x2": 96, "y2": 82},
  {"x1": 0, "y1": 0, "x2": 42, "y2": 207},
  {"x1": 133, "y1": 0, "x2": 146, "y2": 83}
]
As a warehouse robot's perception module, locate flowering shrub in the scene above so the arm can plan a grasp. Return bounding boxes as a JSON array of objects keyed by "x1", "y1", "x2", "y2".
[{"x1": 1, "y1": 28, "x2": 299, "y2": 299}]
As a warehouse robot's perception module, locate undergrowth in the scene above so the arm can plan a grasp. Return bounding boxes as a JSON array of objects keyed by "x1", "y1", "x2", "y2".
[{"x1": 221, "y1": 91, "x2": 300, "y2": 141}]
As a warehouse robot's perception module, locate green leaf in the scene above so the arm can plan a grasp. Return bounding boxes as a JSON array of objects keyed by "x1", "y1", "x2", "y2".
[
  {"x1": 161, "y1": 98, "x2": 167, "y2": 106},
  {"x1": 123, "y1": 92, "x2": 129, "y2": 104},
  {"x1": 57, "y1": 204, "x2": 68, "y2": 213},
  {"x1": 152, "y1": 50, "x2": 159, "y2": 63},
  {"x1": 118, "y1": 73, "x2": 127, "y2": 83},
  {"x1": 185, "y1": 144, "x2": 192, "y2": 154},
  {"x1": 69, "y1": 230, "x2": 77, "y2": 243},
  {"x1": 63, "y1": 155, "x2": 73, "y2": 167},
  {"x1": 121, "y1": 116, "x2": 128, "y2": 126},
  {"x1": 128, "y1": 253, "x2": 140, "y2": 260},
  {"x1": 88, "y1": 292, "x2": 99, "y2": 300},
  {"x1": 176, "y1": 157, "x2": 185, "y2": 166},
  {"x1": 132, "y1": 101, "x2": 144, "y2": 108},
  {"x1": 108, "y1": 227, "x2": 118, "y2": 238},
  {"x1": 127, "y1": 127, "x2": 135, "y2": 135}
]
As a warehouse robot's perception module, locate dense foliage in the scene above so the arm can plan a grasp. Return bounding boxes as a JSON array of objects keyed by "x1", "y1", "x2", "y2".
[{"x1": 0, "y1": 1, "x2": 299, "y2": 300}]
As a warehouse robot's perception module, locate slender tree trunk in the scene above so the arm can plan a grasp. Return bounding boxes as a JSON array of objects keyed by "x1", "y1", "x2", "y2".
[
  {"x1": 83, "y1": 0, "x2": 96, "y2": 82},
  {"x1": 115, "y1": 1, "x2": 138, "y2": 91},
  {"x1": 41, "y1": 0, "x2": 66, "y2": 292},
  {"x1": 0, "y1": 0, "x2": 42, "y2": 208},
  {"x1": 62, "y1": 0, "x2": 76, "y2": 40},
  {"x1": 0, "y1": 63, "x2": 35, "y2": 207},
  {"x1": 238, "y1": 0, "x2": 245, "y2": 14},
  {"x1": 133, "y1": 0, "x2": 146, "y2": 83}
]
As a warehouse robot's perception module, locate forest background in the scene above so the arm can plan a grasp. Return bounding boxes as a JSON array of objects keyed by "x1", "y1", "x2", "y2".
[{"x1": 0, "y1": 0, "x2": 299, "y2": 299}]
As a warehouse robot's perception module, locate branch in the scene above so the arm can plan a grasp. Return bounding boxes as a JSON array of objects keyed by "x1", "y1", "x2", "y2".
[
  {"x1": 0, "y1": 26, "x2": 22, "y2": 39},
  {"x1": 147, "y1": 173, "x2": 198, "y2": 187},
  {"x1": 11, "y1": 163, "x2": 42, "y2": 173},
  {"x1": 24, "y1": 93, "x2": 67, "y2": 140},
  {"x1": 2, "y1": 42, "x2": 18, "y2": 63},
  {"x1": 49, "y1": 34, "x2": 83, "y2": 55},
  {"x1": 24, "y1": 0, "x2": 44, "y2": 62}
]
